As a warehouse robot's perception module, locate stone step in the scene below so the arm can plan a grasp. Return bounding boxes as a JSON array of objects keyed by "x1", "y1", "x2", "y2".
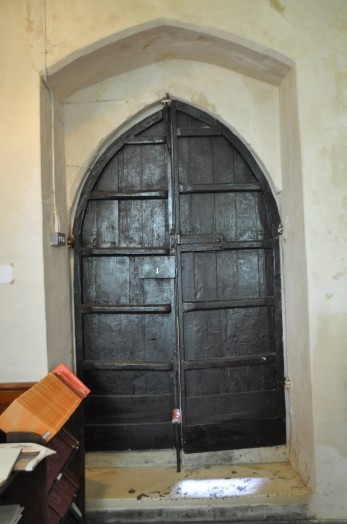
[
  {"x1": 85, "y1": 460, "x2": 311, "y2": 523},
  {"x1": 86, "y1": 505, "x2": 317, "y2": 524}
]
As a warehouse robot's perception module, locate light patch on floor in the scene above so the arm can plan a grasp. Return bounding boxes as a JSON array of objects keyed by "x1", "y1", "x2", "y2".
[
  {"x1": 86, "y1": 461, "x2": 311, "y2": 510},
  {"x1": 171, "y1": 477, "x2": 270, "y2": 498}
]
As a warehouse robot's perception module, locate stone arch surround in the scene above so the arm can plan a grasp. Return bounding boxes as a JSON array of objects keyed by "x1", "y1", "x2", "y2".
[
  {"x1": 44, "y1": 20, "x2": 314, "y2": 488},
  {"x1": 48, "y1": 19, "x2": 293, "y2": 99}
]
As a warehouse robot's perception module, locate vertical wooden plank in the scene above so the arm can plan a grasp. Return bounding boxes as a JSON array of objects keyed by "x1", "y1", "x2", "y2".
[
  {"x1": 176, "y1": 111, "x2": 207, "y2": 128},
  {"x1": 84, "y1": 314, "x2": 145, "y2": 360},
  {"x1": 184, "y1": 311, "x2": 209, "y2": 360},
  {"x1": 236, "y1": 193, "x2": 259, "y2": 241},
  {"x1": 121, "y1": 144, "x2": 142, "y2": 190},
  {"x1": 236, "y1": 251, "x2": 261, "y2": 298},
  {"x1": 117, "y1": 315, "x2": 145, "y2": 361},
  {"x1": 129, "y1": 256, "x2": 144, "y2": 304},
  {"x1": 143, "y1": 278, "x2": 169, "y2": 304},
  {"x1": 83, "y1": 313, "x2": 99, "y2": 357},
  {"x1": 256, "y1": 193, "x2": 271, "y2": 239},
  {"x1": 81, "y1": 201, "x2": 98, "y2": 247},
  {"x1": 224, "y1": 308, "x2": 272, "y2": 357},
  {"x1": 184, "y1": 369, "x2": 197, "y2": 397},
  {"x1": 96, "y1": 201, "x2": 119, "y2": 247},
  {"x1": 181, "y1": 253, "x2": 194, "y2": 301},
  {"x1": 82, "y1": 257, "x2": 97, "y2": 303},
  {"x1": 179, "y1": 195, "x2": 192, "y2": 234},
  {"x1": 177, "y1": 138, "x2": 190, "y2": 186},
  {"x1": 212, "y1": 136, "x2": 235, "y2": 183},
  {"x1": 94, "y1": 151, "x2": 122, "y2": 191},
  {"x1": 184, "y1": 309, "x2": 224, "y2": 360},
  {"x1": 178, "y1": 137, "x2": 213, "y2": 186},
  {"x1": 141, "y1": 144, "x2": 167, "y2": 190},
  {"x1": 191, "y1": 193, "x2": 215, "y2": 234},
  {"x1": 113, "y1": 257, "x2": 130, "y2": 304},
  {"x1": 233, "y1": 149, "x2": 256, "y2": 184},
  {"x1": 144, "y1": 314, "x2": 176, "y2": 361},
  {"x1": 83, "y1": 257, "x2": 130, "y2": 304},
  {"x1": 215, "y1": 193, "x2": 237, "y2": 241},
  {"x1": 82, "y1": 202, "x2": 119, "y2": 247},
  {"x1": 194, "y1": 252, "x2": 217, "y2": 301},
  {"x1": 216, "y1": 251, "x2": 239, "y2": 300},
  {"x1": 140, "y1": 119, "x2": 164, "y2": 137},
  {"x1": 217, "y1": 250, "x2": 266, "y2": 299},
  {"x1": 142, "y1": 200, "x2": 168, "y2": 247},
  {"x1": 119, "y1": 200, "x2": 143, "y2": 247}
]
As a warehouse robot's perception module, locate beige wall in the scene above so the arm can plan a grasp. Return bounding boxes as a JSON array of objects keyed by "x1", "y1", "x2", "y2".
[
  {"x1": 0, "y1": 0, "x2": 48, "y2": 380},
  {"x1": 0, "y1": 0, "x2": 346, "y2": 518}
]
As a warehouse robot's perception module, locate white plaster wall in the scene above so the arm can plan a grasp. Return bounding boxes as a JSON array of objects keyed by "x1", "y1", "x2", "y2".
[
  {"x1": 43, "y1": 0, "x2": 311, "y2": 71},
  {"x1": 294, "y1": 10, "x2": 347, "y2": 515},
  {"x1": 0, "y1": 0, "x2": 48, "y2": 380}
]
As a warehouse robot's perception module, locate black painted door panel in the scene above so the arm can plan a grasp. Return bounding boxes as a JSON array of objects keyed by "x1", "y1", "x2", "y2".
[{"x1": 74, "y1": 102, "x2": 285, "y2": 453}]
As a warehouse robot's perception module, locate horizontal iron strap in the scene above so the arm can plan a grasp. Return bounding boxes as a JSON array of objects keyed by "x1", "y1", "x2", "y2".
[
  {"x1": 180, "y1": 183, "x2": 261, "y2": 193},
  {"x1": 183, "y1": 297, "x2": 274, "y2": 312},
  {"x1": 180, "y1": 240, "x2": 273, "y2": 253},
  {"x1": 86, "y1": 421, "x2": 171, "y2": 427},
  {"x1": 125, "y1": 136, "x2": 166, "y2": 144},
  {"x1": 180, "y1": 234, "x2": 223, "y2": 244},
  {"x1": 83, "y1": 360, "x2": 174, "y2": 371},
  {"x1": 222, "y1": 240, "x2": 273, "y2": 249},
  {"x1": 180, "y1": 243, "x2": 223, "y2": 253},
  {"x1": 183, "y1": 354, "x2": 276, "y2": 371},
  {"x1": 177, "y1": 127, "x2": 222, "y2": 137},
  {"x1": 89, "y1": 190, "x2": 167, "y2": 200},
  {"x1": 82, "y1": 303, "x2": 171, "y2": 314},
  {"x1": 80, "y1": 247, "x2": 170, "y2": 256},
  {"x1": 89, "y1": 393, "x2": 173, "y2": 399}
]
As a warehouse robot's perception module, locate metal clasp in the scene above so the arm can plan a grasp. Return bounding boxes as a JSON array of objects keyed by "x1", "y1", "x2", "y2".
[
  {"x1": 161, "y1": 94, "x2": 171, "y2": 106},
  {"x1": 170, "y1": 233, "x2": 181, "y2": 249}
]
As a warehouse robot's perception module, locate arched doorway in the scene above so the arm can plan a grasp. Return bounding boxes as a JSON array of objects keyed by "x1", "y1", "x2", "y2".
[{"x1": 73, "y1": 100, "x2": 285, "y2": 454}]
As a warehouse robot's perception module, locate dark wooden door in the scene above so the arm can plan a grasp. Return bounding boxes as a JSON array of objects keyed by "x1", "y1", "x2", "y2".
[{"x1": 74, "y1": 100, "x2": 285, "y2": 454}]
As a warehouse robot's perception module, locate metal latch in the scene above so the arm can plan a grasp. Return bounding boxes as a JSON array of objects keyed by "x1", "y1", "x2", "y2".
[
  {"x1": 161, "y1": 94, "x2": 171, "y2": 106},
  {"x1": 170, "y1": 233, "x2": 181, "y2": 249}
]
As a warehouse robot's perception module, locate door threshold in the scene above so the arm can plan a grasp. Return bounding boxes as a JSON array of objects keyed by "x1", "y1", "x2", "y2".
[
  {"x1": 86, "y1": 460, "x2": 310, "y2": 518},
  {"x1": 86, "y1": 446, "x2": 288, "y2": 469}
]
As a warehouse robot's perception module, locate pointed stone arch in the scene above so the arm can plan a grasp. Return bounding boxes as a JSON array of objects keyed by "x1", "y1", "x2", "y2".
[
  {"x1": 41, "y1": 18, "x2": 314, "y2": 487},
  {"x1": 47, "y1": 19, "x2": 293, "y2": 100}
]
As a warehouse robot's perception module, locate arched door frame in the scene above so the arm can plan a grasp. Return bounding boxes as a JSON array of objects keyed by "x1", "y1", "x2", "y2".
[{"x1": 73, "y1": 99, "x2": 286, "y2": 455}]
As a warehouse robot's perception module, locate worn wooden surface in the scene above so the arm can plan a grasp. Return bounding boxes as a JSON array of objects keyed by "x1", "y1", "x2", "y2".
[
  {"x1": 0, "y1": 382, "x2": 35, "y2": 415},
  {"x1": 74, "y1": 101, "x2": 285, "y2": 454}
]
